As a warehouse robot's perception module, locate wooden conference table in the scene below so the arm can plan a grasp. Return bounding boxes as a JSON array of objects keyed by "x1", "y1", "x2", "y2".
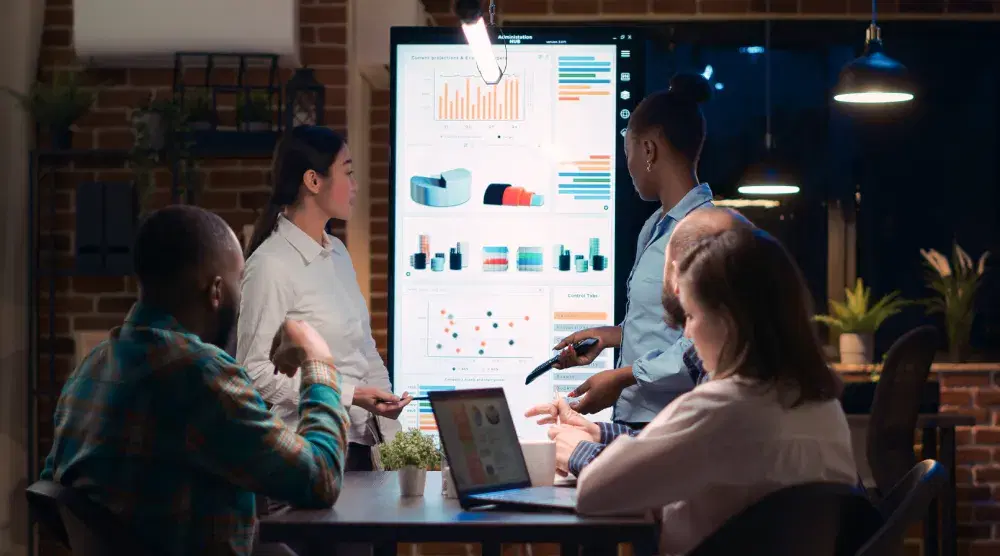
[{"x1": 259, "y1": 472, "x2": 657, "y2": 556}]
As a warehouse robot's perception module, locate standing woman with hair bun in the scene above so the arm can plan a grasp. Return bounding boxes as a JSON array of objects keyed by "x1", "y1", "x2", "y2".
[
  {"x1": 238, "y1": 125, "x2": 412, "y2": 474},
  {"x1": 551, "y1": 73, "x2": 716, "y2": 428}
]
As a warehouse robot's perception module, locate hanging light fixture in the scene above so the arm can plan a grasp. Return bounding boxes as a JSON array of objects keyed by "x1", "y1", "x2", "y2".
[
  {"x1": 739, "y1": 7, "x2": 799, "y2": 197},
  {"x1": 833, "y1": 0, "x2": 913, "y2": 104},
  {"x1": 455, "y1": 0, "x2": 503, "y2": 85}
]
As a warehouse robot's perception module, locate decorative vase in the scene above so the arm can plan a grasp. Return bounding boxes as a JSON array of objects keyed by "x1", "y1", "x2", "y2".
[
  {"x1": 398, "y1": 466, "x2": 427, "y2": 497},
  {"x1": 839, "y1": 333, "x2": 873, "y2": 365},
  {"x1": 442, "y1": 465, "x2": 457, "y2": 499}
]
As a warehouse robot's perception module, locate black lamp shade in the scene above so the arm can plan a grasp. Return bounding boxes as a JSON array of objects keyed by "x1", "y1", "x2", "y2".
[
  {"x1": 834, "y1": 39, "x2": 914, "y2": 104},
  {"x1": 738, "y1": 151, "x2": 800, "y2": 196},
  {"x1": 454, "y1": 0, "x2": 483, "y2": 24},
  {"x1": 285, "y1": 68, "x2": 326, "y2": 129}
]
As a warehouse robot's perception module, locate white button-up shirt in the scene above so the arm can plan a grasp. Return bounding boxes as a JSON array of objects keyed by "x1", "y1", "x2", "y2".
[
  {"x1": 577, "y1": 375, "x2": 858, "y2": 555},
  {"x1": 236, "y1": 215, "x2": 396, "y2": 444}
]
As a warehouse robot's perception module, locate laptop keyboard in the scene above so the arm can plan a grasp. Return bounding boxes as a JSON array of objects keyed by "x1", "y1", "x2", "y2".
[{"x1": 479, "y1": 486, "x2": 578, "y2": 504}]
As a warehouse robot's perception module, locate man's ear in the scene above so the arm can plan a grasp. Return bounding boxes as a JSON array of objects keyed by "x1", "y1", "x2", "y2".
[{"x1": 208, "y1": 276, "x2": 224, "y2": 311}]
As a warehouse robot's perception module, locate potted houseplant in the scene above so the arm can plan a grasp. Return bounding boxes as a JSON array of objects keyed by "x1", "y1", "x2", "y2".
[
  {"x1": 814, "y1": 278, "x2": 909, "y2": 364},
  {"x1": 920, "y1": 243, "x2": 990, "y2": 362},
  {"x1": 3, "y1": 71, "x2": 95, "y2": 149},
  {"x1": 133, "y1": 94, "x2": 184, "y2": 151},
  {"x1": 378, "y1": 429, "x2": 442, "y2": 497},
  {"x1": 238, "y1": 90, "x2": 273, "y2": 132},
  {"x1": 183, "y1": 89, "x2": 215, "y2": 131}
]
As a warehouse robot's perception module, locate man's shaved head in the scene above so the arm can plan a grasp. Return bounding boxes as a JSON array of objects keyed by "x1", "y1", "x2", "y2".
[
  {"x1": 133, "y1": 205, "x2": 243, "y2": 348},
  {"x1": 662, "y1": 208, "x2": 754, "y2": 328}
]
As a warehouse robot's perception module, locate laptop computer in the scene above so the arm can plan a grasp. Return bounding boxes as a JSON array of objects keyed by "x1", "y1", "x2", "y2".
[{"x1": 428, "y1": 387, "x2": 578, "y2": 511}]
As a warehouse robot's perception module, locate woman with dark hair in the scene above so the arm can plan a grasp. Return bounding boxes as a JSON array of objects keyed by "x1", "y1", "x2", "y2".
[
  {"x1": 237, "y1": 125, "x2": 411, "y2": 472},
  {"x1": 553, "y1": 73, "x2": 716, "y2": 426},
  {"x1": 569, "y1": 227, "x2": 856, "y2": 556}
]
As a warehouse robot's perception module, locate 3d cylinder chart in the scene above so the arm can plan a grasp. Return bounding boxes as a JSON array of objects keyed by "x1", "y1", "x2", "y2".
[
  {"x1": 552, "y1": 238, "x2": 607, "y2": 272},
  {"x1": 483, "y1": 183, "x2": 545, "y2": 207},
  {"x1": 410, "y1": 168, "x2": 472, "y2": 207},
  {"x1": 410, "y1": 234, "x2": 470, "y2": 271}
]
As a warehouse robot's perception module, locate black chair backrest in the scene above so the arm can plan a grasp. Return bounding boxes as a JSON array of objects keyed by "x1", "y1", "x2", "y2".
[
  {"x1": 867, "y1": 325, "x2": 938, "y2": 494},
  {"x1": 857, "y1": 460, "x2": 947, "y2": 556},
  {"x1": 688, "y1": 482, "x2": 875, "y2": 556},
  {"x1": 26, "y1": 480, "x2": 155, "y2": 556}
]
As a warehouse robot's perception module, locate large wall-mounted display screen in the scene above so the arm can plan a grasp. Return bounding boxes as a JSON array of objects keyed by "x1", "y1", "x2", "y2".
[{"x1": 389, "y1": 27, "x2": 643, "y2": 440}]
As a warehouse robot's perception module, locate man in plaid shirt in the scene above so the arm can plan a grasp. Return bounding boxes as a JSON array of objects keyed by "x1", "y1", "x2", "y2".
[{"x1": 41, "y1": 206, "x2": 348, "y2": 556}]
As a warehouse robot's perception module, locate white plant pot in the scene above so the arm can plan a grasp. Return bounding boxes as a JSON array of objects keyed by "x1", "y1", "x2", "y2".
[
  {"x1": 839, "y1": 333, "x2": 874, "y2": 365},
  {"x1": 398, "y1": 466, "x2": 427, "y2": 497}
]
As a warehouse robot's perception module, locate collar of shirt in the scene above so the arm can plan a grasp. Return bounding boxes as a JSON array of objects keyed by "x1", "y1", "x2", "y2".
[
  {"x1": 123, "y1": 301, "x2": 197, "y2": 339},
  {"x1": 276, "y1": 214, "x2": 333, "y2": 264},
  {"x1": 654, "y1": 182, "x2": 715, "y2": 234}
]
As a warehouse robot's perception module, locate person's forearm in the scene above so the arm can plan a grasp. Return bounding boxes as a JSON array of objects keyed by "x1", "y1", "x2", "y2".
[
  {"x1": 609, "y1": 325, "x2": 623, "y2": 348},
  {"x1": 614, "y1": 365, "x2": 637, "y2": 388}
]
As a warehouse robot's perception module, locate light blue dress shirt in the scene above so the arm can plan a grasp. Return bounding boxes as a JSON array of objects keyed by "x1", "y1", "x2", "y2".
[{"x1": 612, "y1": 183, "x2": 714, "y2": 423}]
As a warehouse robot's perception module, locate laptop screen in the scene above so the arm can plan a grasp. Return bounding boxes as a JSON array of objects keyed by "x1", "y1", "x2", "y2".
[{"x1": 430, "y1": 389, "x2": 532, "y2": 494}]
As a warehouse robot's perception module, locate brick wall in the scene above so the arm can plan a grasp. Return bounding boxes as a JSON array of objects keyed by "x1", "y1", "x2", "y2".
[
  {"x1": 30, "y1": 0, "x2": 1000, "y2": 554},
  {"x1": 34, "y1": 0, "x2": 348, "y2": 476}
]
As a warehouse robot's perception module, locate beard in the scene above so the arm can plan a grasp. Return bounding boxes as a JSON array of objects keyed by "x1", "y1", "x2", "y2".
[
  {"x1": 212, "y1": 302, "x2": 239, "y2": 354},
  {"x1": 661, "y1": 286, "x2": 685, "y2": 330}
]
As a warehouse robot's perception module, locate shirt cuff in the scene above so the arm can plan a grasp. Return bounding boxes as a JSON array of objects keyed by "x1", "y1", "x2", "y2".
[
  {"x1": 597, "y1": 421, "x2": 636, "y2": 444},
  {"x1": 568, "y1": 440, "x2": 604, "y2": 476},
  {"x1": 300, "y1": 359, "x2": 339, "y2": 392}
]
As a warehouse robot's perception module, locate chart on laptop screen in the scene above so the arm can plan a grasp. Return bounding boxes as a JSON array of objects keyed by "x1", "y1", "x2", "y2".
[{"x1": 389, "y1": 28, "x2": 642, "y2": 441}]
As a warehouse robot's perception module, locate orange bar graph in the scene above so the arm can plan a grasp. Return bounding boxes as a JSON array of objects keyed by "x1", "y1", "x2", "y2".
[
  {"x1": 558, "y1": 82, "x2": 612, "y2": 102},
  {"x1": 436, "y1": 76, "x2": 522, "y2": 121}
]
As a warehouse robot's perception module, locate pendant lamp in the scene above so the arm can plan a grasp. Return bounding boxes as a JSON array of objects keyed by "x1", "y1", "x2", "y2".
[
  {"x1": 739, "y1": 10, "x2": 799, "y2": 196},
  {"x1": 455, "y1": 0, "x2": 503, "y2": 85},
  {"x1": 833, "y1": 0, "x2": 913, "y2": 104}
]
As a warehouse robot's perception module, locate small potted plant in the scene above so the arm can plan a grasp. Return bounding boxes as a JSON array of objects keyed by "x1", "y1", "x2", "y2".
[
  {"x1": 183, "y1": 89, "x2": 215, "y2": 131},
  {"x1": 920, "y1": 243, "x2": 990, "y2": 362},
  {"x1": 3, "y1": 71, "x2": 96, "y2": 149},
  {"x1": 238, "y1": 90, "x2": 273, "y2": 132},
  {"x1": 814, "y1": 278, "x2": 909, "y2": 364},
  {"x1": 378, "y1": 429, "x2": 442, "y2": 497},
  {"x1": 133, "y1": 94, "x2": 184, "y2": 151}
]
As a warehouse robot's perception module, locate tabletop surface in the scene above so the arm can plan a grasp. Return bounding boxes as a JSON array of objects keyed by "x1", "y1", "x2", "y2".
[
  {"x1": 845, "y1": 413, "x2": 976, "y2": 428},
  {"x1": 260, "y1": 471, "x2": 653, "y2": 529}
]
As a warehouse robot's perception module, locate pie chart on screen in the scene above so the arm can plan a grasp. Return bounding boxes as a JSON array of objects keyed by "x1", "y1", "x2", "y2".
[{"x1": 483, "y1": 183, "x2": 545, "y2": 207}]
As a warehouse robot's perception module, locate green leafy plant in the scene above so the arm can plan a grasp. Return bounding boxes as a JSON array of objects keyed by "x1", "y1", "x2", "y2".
[
  {"x1": 814, "y1": 278, "x2": 909, "y2": 335},
  {"x1": 129, "y1": 93, "x2": 199, "y2": 213},
  {"x1": 238, "y1": 90, "x2": 273, "y2": 123},
  {"x1": 920, "y1": 243, "x2": 990, "y2": 361},
  {"x1": 2, "y1": 71, "x2": 95, "y2": 129},
  {"x1": 378, "y1": 429, "x2": 442, "y2": 471}
]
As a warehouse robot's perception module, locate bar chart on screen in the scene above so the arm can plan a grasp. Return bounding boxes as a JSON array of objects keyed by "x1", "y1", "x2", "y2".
[
  {"x1": 435, "y1": 73, "x2": 524, "y2": 121},
  {"x1": 557, "y1": 55, "x2": 614, "y2": 102},
  {"x1": 556, "y1": 155, "x2": 613, "y2": 211},
  {"x1": 412, "y1": 384, "x2": 455, "y2": 432}
]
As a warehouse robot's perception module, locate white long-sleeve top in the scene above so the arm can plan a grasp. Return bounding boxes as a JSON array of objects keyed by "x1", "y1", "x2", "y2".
[
  {"x1": 236, "y1": 215, "x2": 397, "y2": 444},
  {"x1": 576, "y1": 375, "x2": 857, "y2": 556}
]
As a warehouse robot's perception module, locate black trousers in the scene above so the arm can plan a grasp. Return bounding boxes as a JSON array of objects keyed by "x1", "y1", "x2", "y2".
[{"x1": 346, "y1": 443, "x2": 374, "y2": 472}]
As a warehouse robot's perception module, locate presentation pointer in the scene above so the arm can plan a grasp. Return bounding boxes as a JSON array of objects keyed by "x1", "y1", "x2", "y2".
[{"x1": 525, "y1": 338, "x2": 600, "y2": 385}]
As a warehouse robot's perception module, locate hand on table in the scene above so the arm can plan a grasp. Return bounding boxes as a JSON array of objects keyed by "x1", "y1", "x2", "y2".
[
  {"x1": 568, "y1": 367, "x2": 634, "y2": 414},
  {"x1": 551, "y1": 326, "x2": 618, "y2": 369},
  {"x1": 525, "y1": 397, "x2": 599, "y2": 442},
  {"x1": 547, "y1": 424, "x2": 594, "y2": 476},
  {"x1": 354, "y1": 387, "x2": 413, "y2": 419},
  {"x1": 269, "y1": 319, "x2": 333, "y2": 377}
]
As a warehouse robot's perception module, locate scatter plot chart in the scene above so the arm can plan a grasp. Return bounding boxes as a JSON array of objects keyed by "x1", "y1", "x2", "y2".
[{"x1": 426, "y1": 295, "x2": 547, "y2": 359}]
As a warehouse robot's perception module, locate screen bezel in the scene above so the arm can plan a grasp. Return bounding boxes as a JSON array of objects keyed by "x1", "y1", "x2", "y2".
[
  {"x1": 387, "y1": 26, "x2": 648, "y2": 383},
  {"x1": 427, "y1": 387, "x2": 533, "y2": 500}
]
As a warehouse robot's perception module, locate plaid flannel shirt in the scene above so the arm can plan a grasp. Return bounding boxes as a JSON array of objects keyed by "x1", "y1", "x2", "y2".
[
  {"x1": 40, "y1": 303, "x2": 348, "y2": 556},
  {"x1": 568, "y1": 347, "x2": 706, "y2": 476}
]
